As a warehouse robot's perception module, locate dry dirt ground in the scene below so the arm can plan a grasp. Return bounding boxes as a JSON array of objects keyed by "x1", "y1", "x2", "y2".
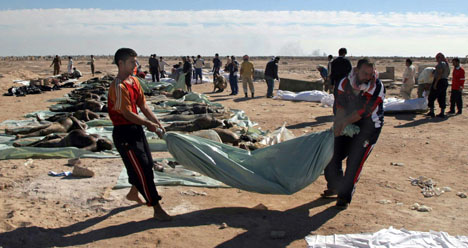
[{"x1": 0, "y1": 57, "x2": 467, "y2": 248}]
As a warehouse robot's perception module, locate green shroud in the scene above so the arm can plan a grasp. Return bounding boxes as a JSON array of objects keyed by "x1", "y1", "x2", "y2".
[{"x1": 165, "y1": 127, "x2": 358, "y2": 195}]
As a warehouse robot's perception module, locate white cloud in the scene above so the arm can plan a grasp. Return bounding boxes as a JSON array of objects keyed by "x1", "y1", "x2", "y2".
[{"x1": 0, "y1": 9, "x2": 467, "y2": 56}]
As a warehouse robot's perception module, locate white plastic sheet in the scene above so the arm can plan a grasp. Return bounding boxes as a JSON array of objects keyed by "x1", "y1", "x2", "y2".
[
  {"x1": 383, "y1": 97, "x2": 428, "y2": 113},
  {"x1": 259, "y1": 124, "x2": 295, "y2": 146},
  {"x1": 305, "y1": 227, "x2": 468, "y2": 248},
  {"x1": 275, "y1": 90, "x2": 329, "y2": 102}
]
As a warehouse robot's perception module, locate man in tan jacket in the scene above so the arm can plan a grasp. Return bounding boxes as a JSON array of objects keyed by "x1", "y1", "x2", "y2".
[{"x1": 240, "y1": 55, "x2": 255, "y2": 98}]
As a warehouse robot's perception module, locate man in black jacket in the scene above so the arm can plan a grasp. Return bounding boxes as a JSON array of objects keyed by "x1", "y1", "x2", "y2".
[
  {"x1": 330, "y1": 48, "x2": 352, "y2": 93},
  {"x1": 183, "y1": 56, "x2": 193, "y2": 92},
  {"x1": 264, "y1": 57, "x2": 280, "y2": 98},
  {"x1": 149, "y1": 54, "x2": 160, "y2": 82}
]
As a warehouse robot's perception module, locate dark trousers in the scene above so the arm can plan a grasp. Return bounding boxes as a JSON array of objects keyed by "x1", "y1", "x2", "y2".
[
  {"x1": 112, "y1": 125, "x2": 161, "y2": 206},
  {"x1": 324, "y1": 121, "x2": 381, "y2": 203},
  {"x1": 265, "y1": 76, "x2": 274, "y2": 97},
  {"x1": 150, "y1": 67, "x2": 160, "y2": 82},
  {"x1": 450, "y1": 89, "x2": 463, "y2": 113},
  {"x1": 229, "y1": 74, "x2": 238, "y2": 94},
  {"x1": 428, "y1": 78, "x2": 448, "y2": 110},
  {"x1": 160, "y1": 70, "x2": 166, "y2": 78},
  {"x1": 53, "y1": 66, "x2": 60, "y2": 75},
  {"x1": 185, "y1": 73, "x2": 192, "y2": 91}
]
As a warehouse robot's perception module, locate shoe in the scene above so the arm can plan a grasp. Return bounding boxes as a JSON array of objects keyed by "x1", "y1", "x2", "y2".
[
  {"x1": 251, "y1": 93, "x2": 254, "y2": 98},
  {"x1": 426, "y1": 112, "x2": 435, "y2": 118},
  {"x1": 456, "y1": 111, "x2": 462, "y2": 115},
  {"x1": 320, "y1": 189, "x2": 338, "y2": 199},
  {"x1": 245, "y1": 93, "x2": 248, "y2": 98},
  {"x1": 335, "y1": 198, "x2": 349, "y2": 210},
  {"x1": 229, "y1": 93, "x2": 235, "y2": 95},
  {"x1": 448, "y1": 110, "x2": 456, "y2": 114},
  {"x1": 436, "y1": 113, "x2": 446, "y2": 118},
  {"x1": 267, "y1": 95, "x2": 273, "y2": 98}
]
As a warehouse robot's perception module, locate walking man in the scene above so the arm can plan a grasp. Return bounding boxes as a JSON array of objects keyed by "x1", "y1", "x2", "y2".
[
  {"x1": 322, "y1": 58, "x2": 385, "y2": 210},
  {"x1": 108, "y1": 48, "x2": 171, "y2": 221}
]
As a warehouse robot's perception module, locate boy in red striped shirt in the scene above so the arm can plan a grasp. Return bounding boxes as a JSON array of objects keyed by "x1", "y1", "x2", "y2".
[
  {"x1": 449, "y1": 58, "x2": 465, "y2": 115},
  {"x1": 108, "y1": 48, "x2": 171, "y2": 221}
]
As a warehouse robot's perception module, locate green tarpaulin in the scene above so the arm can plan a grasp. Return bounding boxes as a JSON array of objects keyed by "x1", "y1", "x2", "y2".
[
  {"x1": 165, "y1": 126, "x2": 359, "y2": 195},
  {"x1": 115, "y1": 158, "x2": 228, "y2": 189}
]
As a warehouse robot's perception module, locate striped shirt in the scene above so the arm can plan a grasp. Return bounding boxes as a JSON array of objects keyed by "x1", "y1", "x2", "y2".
[
  {"x1": 336, "y1": 71, "x2": 385, "y2": 128},
  {"x1": 108, "y1": 76, "x2": 146, "y2": 126}
]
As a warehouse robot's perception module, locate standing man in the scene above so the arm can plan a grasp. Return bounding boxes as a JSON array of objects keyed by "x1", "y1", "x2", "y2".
[
  {"x1": 400, "y1": 58, "x2": 416, "y2": 100},
  {"x1": 330, "y1": 48, "x2": 352, "y2": 95},
  {"x1": 149, "y1": 54, "x2": 160, "y2": 82},
  {"x1": 108, "y1": 48, "x2": 171, "y2": 221},
  {"x1": 194, "y1": 55, "x2": 204, "y2": 84},
  {"x1": 427, "y1": 53, "x2": 450, "y2": 118},
  {"x1": 183, "y1": 56, "x2": 193, "y2": 92},
  {"x1": 240, "y1": 55, "x2": 255, "y2": 98},
  {"x1": 90, "y1": 55, "x2": 95, "y2": 77},
  {"x1": 50, "y1": 55, "x2": 61, "y2": 75},
  {"x1": 212, "y1": 53, "x2": 222, "y2": 76},
  {"x1": 227, "y1": 55, "x2": 239, "y2": 95},
  {"x1": 159, "y1": 57, "x2": 169, "y2": 78},
  {"x1": 325, "y1": 55, "x2": 333, "y2": 93},
  {"x1": 448, "y1": 58, "x2": 465, "y2": 115},
  {"x1": 67, "y1": 56, "x2": 74, "y2": 74},
  {"x1": 322, "y1": 58, "x2": 385, "y2": 210},
  {"x1": 264, "y1": 57, "x2": 280, "y2": 98}
]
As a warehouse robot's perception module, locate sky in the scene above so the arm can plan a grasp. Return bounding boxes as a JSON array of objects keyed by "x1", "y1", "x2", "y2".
[{"x1": 0, "y1": 0, "x2": 467, "y2": 57}]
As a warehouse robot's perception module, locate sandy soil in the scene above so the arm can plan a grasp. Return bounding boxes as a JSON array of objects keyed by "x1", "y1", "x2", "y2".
[{"x1": 0, "y1": 57, "x2": 467, "y2": 247}]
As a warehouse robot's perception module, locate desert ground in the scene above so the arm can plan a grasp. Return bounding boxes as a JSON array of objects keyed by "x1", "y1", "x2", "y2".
[{"x1": 0, "y1": 56, "x2": 467, "y2": 247}]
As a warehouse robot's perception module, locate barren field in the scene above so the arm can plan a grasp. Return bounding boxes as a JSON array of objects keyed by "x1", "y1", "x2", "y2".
[{"x1": 0, "y1": 57, "x2": 467, "y2": 247}]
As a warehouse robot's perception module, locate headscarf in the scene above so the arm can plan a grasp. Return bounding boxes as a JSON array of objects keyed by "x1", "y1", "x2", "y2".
[{"x1": 348, "y1": 67, "x2": 379, "y2": 93}]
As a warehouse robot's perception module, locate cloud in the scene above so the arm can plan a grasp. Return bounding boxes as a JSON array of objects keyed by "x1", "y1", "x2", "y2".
[{"x1": 0, "y1": 9, "x2": 467, "y2": 56}]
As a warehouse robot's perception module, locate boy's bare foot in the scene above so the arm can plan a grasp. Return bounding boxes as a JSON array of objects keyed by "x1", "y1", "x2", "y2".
[
  {"x1": 126, "y1": 186, "x2": 144, "y2": 205},
  {"x1": 153, "y1": 203, "x2": 172, "y2": 221}
]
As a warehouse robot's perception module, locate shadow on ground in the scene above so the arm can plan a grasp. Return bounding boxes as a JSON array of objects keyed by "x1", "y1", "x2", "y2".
[
  {"x1": 394, "y1": 115, "x2": 449, "y2": 128},
  {"x1": 0, "y1": 198, "x2": 340, "y2": 248},
  {"x1": 285, "y1": 115, "x2": 334, "y2": 129}
]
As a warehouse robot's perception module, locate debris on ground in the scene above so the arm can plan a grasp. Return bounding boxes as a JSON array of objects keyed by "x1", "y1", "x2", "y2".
[
  {"x1": 456, "y1": 192, "x2": 467, "y2": 198},
  {"x1": 72, "y1": 165, "x2": 95, "y2": 177},
  {"x1": 180, "y1": 189, "x2": 207, "y2": 196},
  {"x1": 410, "y1": 203, "x2": 432, "y2": 212},
  {"x1": 409, "y1": 176, "x2": 449, "y2": 197},
  {"x1": 219, "y1": 222, "x2": 228, "y2": 229},
  {"x1": 376, "y1": 199, "x2": 392, "y2": 204}
]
